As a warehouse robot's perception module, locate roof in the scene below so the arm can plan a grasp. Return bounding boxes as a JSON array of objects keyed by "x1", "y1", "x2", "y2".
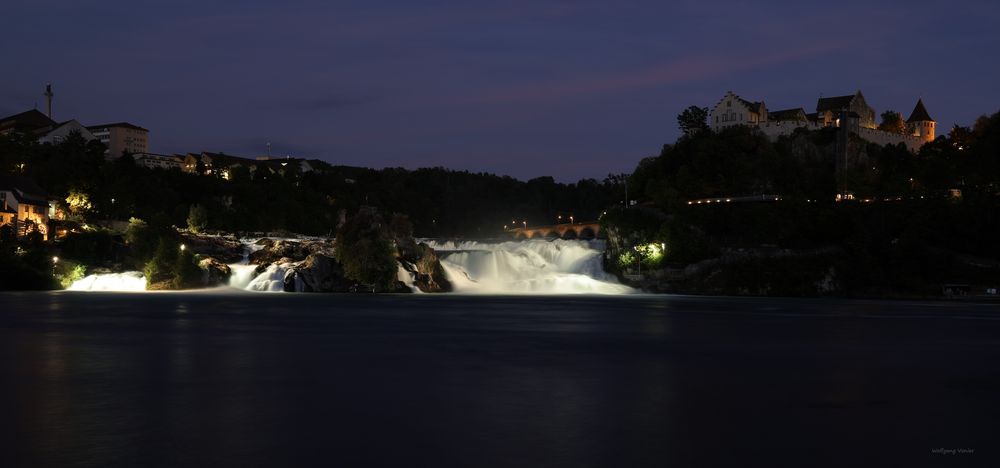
[
  {"x1": 0, "y1": 109, "x2": 56, "y2": 134},
  {"x1": 134, "y1": 153, "x2": 183, "y2": 164},
  {"x1": 0, "y1": 174, "x2": 52, "y2": 205},
  {"x1": 86, "y1": 122, "x2": 148, "y2": 132},
  {"x1": 201, "y1": 152, "x2": 258, "y2": 167},
  {"x1": 816, "y1": 94, "x2": 856, "y2": 111},
  {"x1": 768, "y1": 108, "x2": 807, "y2": 121},
  {"x1": 906, "y1": 99, "x2": 934, "y2": 123},
  {"x1": 45, "y1": 119, "x2": 90, "y2": 134},
  {"x1": 737, "y1": 97, "x2": 764, "y2": 114}
]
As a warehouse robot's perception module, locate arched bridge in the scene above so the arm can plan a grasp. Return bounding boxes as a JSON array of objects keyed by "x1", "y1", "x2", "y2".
[{"x1": 509, "y1": 222, "x2": 602, "y2": 240}]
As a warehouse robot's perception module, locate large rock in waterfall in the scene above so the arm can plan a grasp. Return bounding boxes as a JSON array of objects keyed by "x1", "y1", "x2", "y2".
[
  {"x1": 245, "y1": 224, "x2": 452, "y2": 293},
  {"x1": 198, "y1": 257, "x2": 232, "y2": 287},
  {"x1": 396, "y1": 239, "x2": 452, "y2": 293},
  {"x1": 249, "y1": 239, "x2": 335, "y2": 265},
  {"x1": 292, "y1": 254, "x2": 354, "y2": 292},
  {"x1": 180, "y1": 233, "x2": 245, "y2": 264}
]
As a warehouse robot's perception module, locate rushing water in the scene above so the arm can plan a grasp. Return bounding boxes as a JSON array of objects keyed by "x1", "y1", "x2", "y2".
[
  {"x1": 427, "y1": 239, "x2": 632, "y2": 294},
  {"x1": 69, "y1": 239, "x2": 631, "y2": 294},
  {"x1": 67, "y1": 272, "x2": 147, "y2": 292}
]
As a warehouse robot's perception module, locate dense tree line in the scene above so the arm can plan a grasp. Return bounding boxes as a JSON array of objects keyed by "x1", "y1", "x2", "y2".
[
  {"x1": 0, "y1": 133, "x2": 625, "y2": 237},
  {"x1": 603, "y1": 108, "x2": 1000, "y2": 295}
]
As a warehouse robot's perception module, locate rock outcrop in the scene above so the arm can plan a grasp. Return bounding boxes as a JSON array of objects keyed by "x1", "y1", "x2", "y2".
[
  {"x1": 243, "y1": 236, "x2": 452, "y2": 293},
  {"x1": 249, "y1": 239, "x2": 336, "y2": 265},
  {"x1": 396, "y1": 239, "x2": 452, "y2": 293},
  {"x1": 198, "y1": 257, "x2": 232, "y2": 287},
  {"x1": 180, "y1": 233, "x2": 245, "y2": 264},
  {"x1": 292, "y1": 254, "x2": 354, "y2": 292}
]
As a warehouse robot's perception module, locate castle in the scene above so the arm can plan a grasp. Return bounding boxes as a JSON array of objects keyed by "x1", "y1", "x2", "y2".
[{"x1": 708, "y1": 90, "x2": 935, "y2": 151}]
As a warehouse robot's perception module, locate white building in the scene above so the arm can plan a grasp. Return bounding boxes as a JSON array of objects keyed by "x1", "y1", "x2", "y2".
[
  {"x1": 133, "y1": 152, "x2": 184, "y2": 171},
  {"x1": 708, "y1": 90, "x2": 935, "y2": 152},
  {"x1": 86, "y1": 122, "x2": 149, "y2": 159},
  {"x1": 37, "y1": 120, "x2": 97, "y2": 145}
]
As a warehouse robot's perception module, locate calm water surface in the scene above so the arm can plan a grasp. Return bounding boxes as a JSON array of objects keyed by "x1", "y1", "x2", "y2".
[{"x1": 1, "y1": 292, "x2": 997, "y2": 467}]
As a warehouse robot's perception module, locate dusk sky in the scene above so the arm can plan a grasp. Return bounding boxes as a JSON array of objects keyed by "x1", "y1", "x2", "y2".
[{"x1": 3, "y1": 0, "x2": 999, "y2": 181}]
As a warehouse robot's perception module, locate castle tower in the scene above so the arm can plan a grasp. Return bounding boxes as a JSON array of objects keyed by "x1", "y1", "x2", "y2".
[{"x1": 906, "y1": 98, "x2": 935, "y2": 144}]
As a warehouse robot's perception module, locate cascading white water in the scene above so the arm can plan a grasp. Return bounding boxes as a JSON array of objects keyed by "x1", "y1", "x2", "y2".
[
  {"x1": 68, "y1": 272, "x2": 147, "y2": 292},
  {"x1": 247, "y1": 262, "x2": 297, "y2": 292},
  {"x1": 425, "y1": 239, "x2": 633, "y2": 294},
  {"x1": 66, "y1": 239, "x2": 630, "y2": 294}
]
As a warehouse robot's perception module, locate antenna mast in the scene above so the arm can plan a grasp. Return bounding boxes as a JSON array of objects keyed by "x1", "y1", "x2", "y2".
[{"x1": 43, "y1": 83, "x2": 54, "y2": 119}]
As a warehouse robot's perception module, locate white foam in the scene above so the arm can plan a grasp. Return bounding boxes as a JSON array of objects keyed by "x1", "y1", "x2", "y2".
[{"x1": 68, "y1": 272, "x2": 147, "y2": 292}]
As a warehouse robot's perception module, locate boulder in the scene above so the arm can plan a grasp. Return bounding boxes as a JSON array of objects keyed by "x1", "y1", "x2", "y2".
[
  {"x1": 198, "y1": 257, "x2": 232, "y2": 287},
  {"x1": 180, "y1": 233, "x2": 245, "y2": 263},
  {"x1": 292, "y1": 254, "x2": 354, "y2": 292},
  {"x1": 249, "y1": 239, "x2": 336, "y2": 265},
  {"x1": 397, "y1": 241, "x2": 452, "y2": 293}
]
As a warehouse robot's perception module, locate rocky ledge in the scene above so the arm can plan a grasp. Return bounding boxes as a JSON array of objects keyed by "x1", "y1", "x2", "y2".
[{"x1": 248, "y1": 238, "x2": 451, "y2": 293}]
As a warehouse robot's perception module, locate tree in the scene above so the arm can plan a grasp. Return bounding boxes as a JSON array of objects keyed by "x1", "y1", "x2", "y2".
[
  {"x1": 334, "y1": 207, "x2": 398, "y2": 291},
  {"x1": 171, "y1": 248, "x2": 203, "y2": 289},
  {"x1": 878, "y1": 111, "x2": 906, "y2": 134},
  {"x1": 187, "y1": 204, "x2": 208, "y2": 233},
  {"x1": 65, "y1": 189, "x2": 93, "y2": 220},
  {"x1": 677, "y1": 106, "x2": 710, "y2": 136}
]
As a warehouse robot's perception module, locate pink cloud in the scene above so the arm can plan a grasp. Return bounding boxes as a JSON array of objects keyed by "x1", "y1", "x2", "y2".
[{"x1": 459, "y1": 39, "x2": 853, "y2": 105}]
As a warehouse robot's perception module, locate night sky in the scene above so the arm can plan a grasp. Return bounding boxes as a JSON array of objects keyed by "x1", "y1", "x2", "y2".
[{"x1": 3, "y1": 0, "x2": 999, "y2": 181}]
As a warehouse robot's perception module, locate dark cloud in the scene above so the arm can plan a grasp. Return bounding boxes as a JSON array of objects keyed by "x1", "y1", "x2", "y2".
[{"x1": 292, "y1": 94, "x2": 376, "y2": 112}]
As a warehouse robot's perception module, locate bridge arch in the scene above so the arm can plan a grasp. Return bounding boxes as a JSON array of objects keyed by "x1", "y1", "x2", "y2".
[{"x1": 509, "y1": 222, "x2": 602, "y2": 240}]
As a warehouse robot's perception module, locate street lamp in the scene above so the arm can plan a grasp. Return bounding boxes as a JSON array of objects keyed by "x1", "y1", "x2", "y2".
[
  {"x1": 522, "y1": 220, "x2": 527, "y2": 229},
  {"x1": 51, "y1": 256, "x2": 59, "y2": 276},
  {"x1": 180, "y1": 244, "x2": 186, "y2": 252},
  {"x1": 569, "y1": 215, "x2": 574, "y2": 224}
]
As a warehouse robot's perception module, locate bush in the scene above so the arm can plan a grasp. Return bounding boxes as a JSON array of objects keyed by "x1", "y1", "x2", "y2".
[
  {"x1": 55, "y1": 262, "x2": 87, "y2": 289},
  {"x1": 144, "y1": 238, "x2": 179, "y2": 285},
  {"x1": 60, "y1": 230, "x2": 117, "y2": 265},
  {"x1": 187, "y1": 204, "x2": 208, "y2": 233},
  {"x1": 171, "y1": 249, "x2": 203, "y2": 289}
]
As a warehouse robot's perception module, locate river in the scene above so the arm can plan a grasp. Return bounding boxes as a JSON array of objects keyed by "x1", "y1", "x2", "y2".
[{"x1": 0, "y1": 292, "x2": 997, "y2": 466}]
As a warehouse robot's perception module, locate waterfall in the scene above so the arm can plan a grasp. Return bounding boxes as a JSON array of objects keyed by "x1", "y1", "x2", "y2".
[
  {"x1": 232, "y1": 262, "x2": 299, "y2": 292},
  {"x1": 425, "y1": 239, "x2": 633, "y2": 294},
  {"x1": 68, "y1": 272, "x2": 147, "y2": 292},
  {"x1": 65, "y1": 239, "x2": 631, "y2": 295}
]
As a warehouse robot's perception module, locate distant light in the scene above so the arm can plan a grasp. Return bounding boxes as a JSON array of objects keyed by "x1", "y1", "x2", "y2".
[
  {"x1": 180, "y1": 244, "x2": 186, "y2": 251},
  {"x1": 52, "y1": 256, "x2": 59, "y2": 264}
]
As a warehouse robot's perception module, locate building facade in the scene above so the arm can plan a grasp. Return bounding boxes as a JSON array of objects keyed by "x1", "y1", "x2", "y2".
[
  {"x1": 709, "y1": 90, "x2": 935, "y2": 151},
  {"x1": 0, "y1": 175, "x2": 55, "y2": 240},
  {"x1": 86, "y1": 122, "x2": 149, "y2": 159},
  {"x1": 37, "y1": 120, "x2": 97, "y2": 144},
  {"x1": 133, "y1": 152, "x2": 184, "y2": 171}
]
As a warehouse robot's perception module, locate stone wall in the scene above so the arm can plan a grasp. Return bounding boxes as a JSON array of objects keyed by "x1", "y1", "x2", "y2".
[
  {"x1": 749, "y1": 121, "x2": 925, "y2": 152},
  {"x1": 853, "y1": 127, "x2": 925, "y2": 152}
]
